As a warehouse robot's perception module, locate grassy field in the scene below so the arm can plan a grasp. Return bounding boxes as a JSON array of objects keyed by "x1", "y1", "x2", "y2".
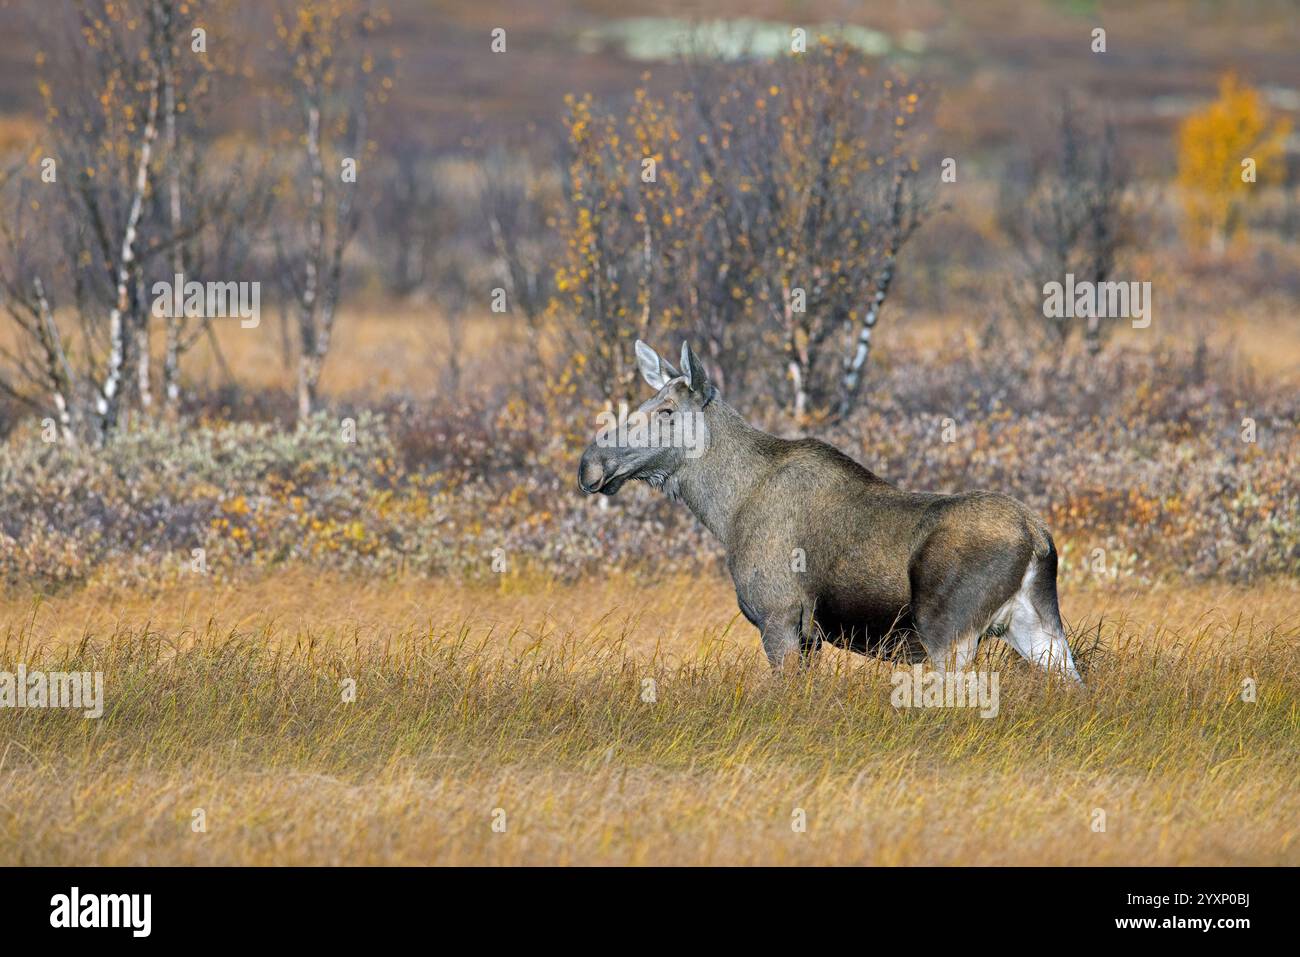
[
  {"x1": 0, "y1": 295, "x2": 1295, "y2": 865},
  {"x1": 2, "y1": 572, "x2": 1295, "y2": 865}
]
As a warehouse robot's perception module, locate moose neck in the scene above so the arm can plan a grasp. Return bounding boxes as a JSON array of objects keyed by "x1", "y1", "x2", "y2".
[{"x1": 672, "y1": 400, "x2": 771, "y2": 544}]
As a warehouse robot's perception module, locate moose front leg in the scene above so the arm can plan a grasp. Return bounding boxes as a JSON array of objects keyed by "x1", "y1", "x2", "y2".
[{"x1": 759, "y1": 604, "x2": 818, "y2": 674}]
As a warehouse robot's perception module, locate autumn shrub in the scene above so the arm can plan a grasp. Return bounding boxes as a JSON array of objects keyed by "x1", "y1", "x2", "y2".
[
  {"x1": 998, "y1": 98, "x2": 1135, "y2": 355},
  {"x1": 0, "y1": 338, "x2": 1293, "y2": 589},
  {"x1": 551, "y1": 41, "x2": 929, "y2": 420},
  {"x1": 1177, "y1": 72, "x2": 1290, "y2": 254}
]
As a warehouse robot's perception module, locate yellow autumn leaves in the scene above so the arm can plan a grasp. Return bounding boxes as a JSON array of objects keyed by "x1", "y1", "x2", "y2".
[{"x1": 1177, "y1": 73, "x2": 1290, "y2": 253}]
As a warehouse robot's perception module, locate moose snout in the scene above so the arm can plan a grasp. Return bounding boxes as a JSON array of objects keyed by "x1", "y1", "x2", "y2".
[
  {"x1": 578, "y1": 448, "x2": 607, "y2": 494},
  {"x1": 578, "y1": 447, "x2": 628, "y2": 495}
]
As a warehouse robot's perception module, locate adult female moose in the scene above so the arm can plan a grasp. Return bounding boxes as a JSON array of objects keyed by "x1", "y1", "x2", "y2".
[{"x1": 578, "y1": 341, "x2": 1083, "y2": 682}]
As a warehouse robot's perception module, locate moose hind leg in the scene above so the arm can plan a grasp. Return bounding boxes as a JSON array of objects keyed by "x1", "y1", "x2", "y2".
[
  {"x1": 909, "y1": 536, "x2": 1027, "y2": 674},
  {"x1": 1003, "y1": 560, "x2": 1083, "y2": 683},
  {"x1": 911, "y1": 604, "x2": 982, "y2": 675}
]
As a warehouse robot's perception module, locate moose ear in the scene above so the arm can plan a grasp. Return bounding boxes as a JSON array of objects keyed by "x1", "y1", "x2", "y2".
[
  {"x1": 679, "y1": 341, "x2": 716, "y2": 403},
  {"x1": 636, "y1": 340, "x2": 678, "y2": 390}
]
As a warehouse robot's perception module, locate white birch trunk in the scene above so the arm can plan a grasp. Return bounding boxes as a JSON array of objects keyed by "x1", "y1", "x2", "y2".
[{"x1": 96, "y1": 72, "x2": 161, "y2": 443}]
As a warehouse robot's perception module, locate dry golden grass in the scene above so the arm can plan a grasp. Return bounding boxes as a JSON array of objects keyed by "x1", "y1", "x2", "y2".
[
  {"x1": 191, "y1": 297, "x2": 1300, "y2": 399},
  {"x1": 3, "y1": 569, "x2": 1298, "y2": 659},
  {"x1": 4, "y1": 269, "x2": 1295, "y2": 409},
  {"x1": 1, "y1": 572, "x2": 1296, "y2": 865},
  {"x1": 0, "y1": 304, "x2": 529, "y2": 402},
  {"x1": 189, "y1": 306, "x2": 530, "y2": 397},
  {"x1": 4, "y1": 306, "x2": 496, "y2": 403}
]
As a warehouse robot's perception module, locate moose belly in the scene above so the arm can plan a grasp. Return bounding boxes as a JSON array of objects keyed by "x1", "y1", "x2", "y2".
[{"x1": 813, "y1": 583, "x2": 916, "y2": 657}]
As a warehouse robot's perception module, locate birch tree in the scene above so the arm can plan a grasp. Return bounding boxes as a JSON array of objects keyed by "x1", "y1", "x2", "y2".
[
  {"x1": 271, "y1": 0, "x2": 392, "y2": 420},
  {"x1": 2, "y1": 0, "x2": 264, "y2": 440},
  {"x1": 20, "y1": 1, "x2": 165, "y2": 442}
]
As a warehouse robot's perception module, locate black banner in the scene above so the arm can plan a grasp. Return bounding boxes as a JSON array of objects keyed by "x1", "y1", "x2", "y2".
[{"x1": 0, "y1": 866, "x2": 1281, "y2": 944}]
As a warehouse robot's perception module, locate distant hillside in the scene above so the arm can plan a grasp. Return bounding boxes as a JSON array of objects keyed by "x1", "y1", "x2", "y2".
[{"x1": 0, "y1": 0, "x2": 1297, "y2": 169}]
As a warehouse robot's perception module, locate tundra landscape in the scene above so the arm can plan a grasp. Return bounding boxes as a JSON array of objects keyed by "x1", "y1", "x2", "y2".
[{"x1": 0, "y1": 0, "x2": 1297, "y2": 868}]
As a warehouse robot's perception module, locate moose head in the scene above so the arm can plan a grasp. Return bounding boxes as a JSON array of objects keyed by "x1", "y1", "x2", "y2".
[{"x1": 578, "y1": 341, "x2": 717, "y2": 497}]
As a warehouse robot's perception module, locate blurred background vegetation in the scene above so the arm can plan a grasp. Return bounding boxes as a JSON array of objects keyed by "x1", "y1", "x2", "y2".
[{"x1": 0, "y1": 0, "x2": 1295, "y2": 588}]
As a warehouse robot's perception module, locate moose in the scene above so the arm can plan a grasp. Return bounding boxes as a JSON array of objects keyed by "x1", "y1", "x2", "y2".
[{"x1": 578, "y1": 341, "x2": 1083, "y2": 682}]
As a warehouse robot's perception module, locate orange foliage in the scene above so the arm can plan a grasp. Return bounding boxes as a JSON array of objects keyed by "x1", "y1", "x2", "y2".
[{"x1": 1176, "y1": 73, "x2": 1289, "y2": 253}]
